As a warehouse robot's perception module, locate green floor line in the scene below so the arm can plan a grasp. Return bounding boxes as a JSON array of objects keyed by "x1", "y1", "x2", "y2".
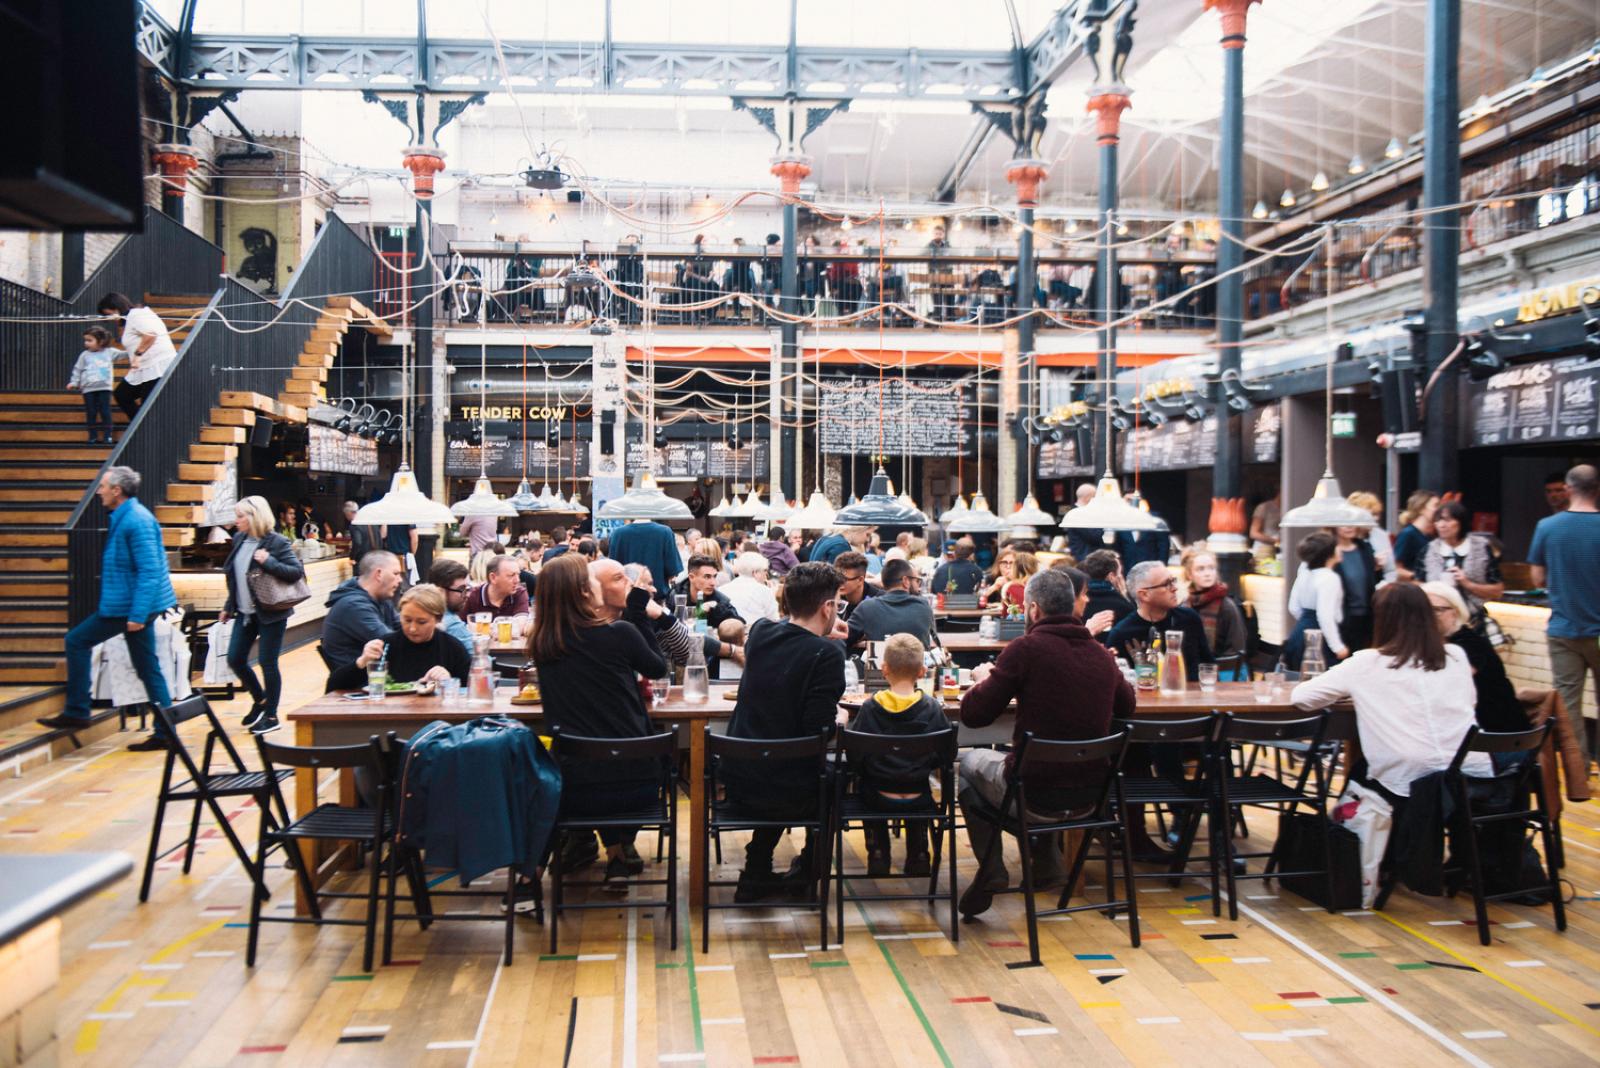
[
  {"x1": 681, "y1": 899, "x2": 703, "y2": 1052},
  {"x1": 850, "y1": 885, "x2": 954, "y2": 1068}
]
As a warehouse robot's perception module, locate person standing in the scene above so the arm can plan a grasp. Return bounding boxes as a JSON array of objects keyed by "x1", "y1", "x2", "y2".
[
  {"x1": 219, "y1": 495, "x2": 305, "y2": 737},
  {"x1": 1064, "y1": 483, "x2": 1103, "y2": 561},
  {"x1": 1281, "y1": 531, "x2": 1349, "y2": 670},
  {"x1": 344, "y1": 501, "x2": 378, "y2": 561},
  {"x1": 609, "y1": 517, "x2": 683, "y2": 598},
  {"x1": 38, "y1": 467, "x2": 176, "y2": 751},
  {"x1": 458, "y1": 512, "x2": 498, "y2": 556},
  {"x1": 757, "y1": 526, "x2": 800, "y2": 577},
  {"x1": 1392, "y1": 489, "x2": 1439, "y2": 582},
  {"x1": 97, "y1": 293, "x2": 176, "y2": 419},
  {"x1": 930, "y1": 538, "x2": 985, "y2": 595},
  {"x1": 1333, "y1": 525, "x2": 1381, "y2": 653},
  {"x1": 1249, "y1": 490, "x2": 1281, "y2": 558},
  {"x1": 1528, "y1": 464, "x2": 1600, "y2": 768},
  {"x1": 1416, "y1": 500, "x2": 1503, "y2": 626},
  {"x1": 66, "y1": 326, "x2": 118, "y2": 443}
]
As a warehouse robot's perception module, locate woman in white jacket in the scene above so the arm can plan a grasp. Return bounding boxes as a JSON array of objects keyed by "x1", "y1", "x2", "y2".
[{"x1": 1292, "y1": 583, "x2": 1490, "y2": 797}]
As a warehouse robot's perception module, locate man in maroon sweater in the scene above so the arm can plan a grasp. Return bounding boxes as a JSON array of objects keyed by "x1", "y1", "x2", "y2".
[{"x1": 957, "y1": 567, "x2": 1135, "y2": 917}]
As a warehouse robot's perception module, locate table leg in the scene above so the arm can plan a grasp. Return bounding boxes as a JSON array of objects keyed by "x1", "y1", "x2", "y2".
[
  {"x1": 688, "y1": 725, "x2": 707, "y2": 909},
  {"x1": 293, "y1": 720, "x2": 317, "y2": 916}
]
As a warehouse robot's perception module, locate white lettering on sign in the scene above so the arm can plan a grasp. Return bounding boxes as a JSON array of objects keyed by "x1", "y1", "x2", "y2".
[
  {"x1": 1485, "y1": 363, "x2": 1552, "y2": 391},
  {"x1": 458, "y1": 405, "x2": 568, "y2": 421}
]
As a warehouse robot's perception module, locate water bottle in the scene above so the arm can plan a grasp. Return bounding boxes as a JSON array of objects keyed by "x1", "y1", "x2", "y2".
[
  {"x1": 467, "y1": 634, "x2": 494, "y2": 706},
  {"x1": 1160, "y1": 629, "x2": 1187, "y2": 695},
  {"x1": 682, "y1": 642, "x2": 709, "y2": 704},
  {"x1": 843, "y1": 658, "x2": 861, "y2": 692},
  {"x1": 1301, "y1": 629, "x2": 1327, "y2": 680}
]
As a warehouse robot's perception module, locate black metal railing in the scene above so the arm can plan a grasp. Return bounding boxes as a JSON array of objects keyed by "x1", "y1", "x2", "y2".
[
  {"x1": 66, "y1": 215, "x2": 382, "y2": 624},
  {"x1": 0, "y1": 207, "x2": 224, "y2": 390}
]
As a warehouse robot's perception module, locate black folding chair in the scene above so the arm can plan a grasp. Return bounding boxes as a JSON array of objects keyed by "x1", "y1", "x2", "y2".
[
  {"x1": 702, "y1": 729, "x2": 833, "y2": 952},
  {"x1": 969, "y1": 730, "x2": 1140, "y2": 964},
  {"x1": 1211, "y1": 712, "x2": 1340, "y2": 919},
  {"x1": 1115, "y1": 715, "x2": 1224, "y2": 913},
  {"x1": 547, "y1": 726, "x2": 680, "y2": 952},
  {"x1": 1376, "y1": 723, "x2": 1565, "y2": 947},
  {"x1": 1213, "y1": 653, "x2": 1246, "y2": 682},
  {"x1": 831, "y1": 728, "x2": 961, "y2": 942},
  {"x1": 493, "y1": 658, "x2": 527, "y2": 684},
  {"x1": 249, "y1": 732, "x2": 413, "y2": 972},
  {"x1": 139, "y1": 695, "x2": 291, "y2": 904}
]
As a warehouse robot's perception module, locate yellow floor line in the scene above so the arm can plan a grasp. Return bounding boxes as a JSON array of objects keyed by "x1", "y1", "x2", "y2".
[{"x1": 1372, "y1": 911, "x2": 1600, "y2": 1039}]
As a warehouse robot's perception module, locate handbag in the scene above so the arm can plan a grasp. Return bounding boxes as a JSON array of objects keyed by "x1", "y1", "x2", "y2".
[
  {"x1": 1274, "y1": 811, "x2": 1364, "y2": 911},
  {"x1": 247, "y1": 565, "x2": 311, "y2": 613}
]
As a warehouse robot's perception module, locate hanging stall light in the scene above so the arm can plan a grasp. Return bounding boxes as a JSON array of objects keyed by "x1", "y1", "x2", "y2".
[
  {"x1": 1011, "y1": 493, "x2": 1056, "y2": 528},
  {"x1": 1311, "y1": 171, "x2": 1330, "y2": 192},
  {"x1": 1383, "y1": 136, "x2": 1403, "y2": 160},
  {"x1": 451, "y1": 475, "x2": 519, "y2": 518},
  {"x1": 596, "y1": 471, "x2": 694, "y2": 521},
  {"x1": 788, "y1": 489, "x2": 838, "y2": 530},
  {"x1": 1251, "y1": 199, "x2": 1269, "y2": 220},
  {"x1": 1280, "y1": 188, "x2": 1297, "y2": 209},
  {"x1": 506, "y1": 477, "x2": 542, "y2": 513},
  {"x1": 946, "y1": 490, "x2": 1008, "y2": 534},
  {"x1": 355, "y1": 464, "x2": 459, "y2": 527},
  {"x1": 938, "y1": 495, "x2": 970, "y2": 523},
  {"x1": 832, "y1": 468, "x2": 929, "y2": 527},
  {"x1": 1347, "y1": 153, "x2": 1366, "y2": 176}
]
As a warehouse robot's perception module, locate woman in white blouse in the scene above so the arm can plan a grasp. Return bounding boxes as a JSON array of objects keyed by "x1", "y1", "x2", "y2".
[
  {"x1": 1282, "y1": 531, "x2": 1348, "y2": 670},
  {"x1": 97, "y1": 291, "x2": 177, "y2": 419},
  {"x1": 1292, "y1": 583, "x2": 1491, "y2": 797}
]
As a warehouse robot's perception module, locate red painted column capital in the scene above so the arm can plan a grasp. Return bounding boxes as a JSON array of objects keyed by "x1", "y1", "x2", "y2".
[
  {"x1": 151, "y1": 144, "x2": 201, "y2": 199},
  {"x1": 1085, "y1": 93, "x2": 1133, "y2": 146},
  {"x1": 401, "y1": 147, "x2": 447, "y2": 200},
  {"x1": 1004, "y1": 159, "x2": 1050, "y2": 208},
  {"x1": 1204, "y1": 0, "x2": 1261, "y2": 50},
  {"x1": 770, "y1": 156, "x2": 812, "y2": 195}
]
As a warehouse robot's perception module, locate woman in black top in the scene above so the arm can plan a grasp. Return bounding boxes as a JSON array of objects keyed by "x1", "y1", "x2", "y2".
[
  {"x1": 328, "y1": 584, "x2": 470, "y2": 691},
  {"x1": 220, "y1": 495, "x2": 306, "y2": 736},
  {"x1": 1422, "y1": 582, "x2": 1527, "y2": 734},
  {"x1": 1333, "y1": 526, "x2": 1381, "y2": 652},
  {"x1": 528, "y1": 553, "x2": 668, "y2": 884}
]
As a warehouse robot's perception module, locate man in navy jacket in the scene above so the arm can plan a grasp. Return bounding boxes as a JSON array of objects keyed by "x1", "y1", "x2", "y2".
[{"x1": 40, "y1": 467, "x2": 177, "y2": 750}]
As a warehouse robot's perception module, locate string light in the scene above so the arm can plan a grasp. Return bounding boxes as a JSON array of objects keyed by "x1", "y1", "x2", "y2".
[
  {"x1": 1252, "y1": 199, "x2": 1268, "y2": 220},
  {"x1": 1280, "y1": 188, "x2": 1297, "y2": 208},
  {"x1": 1311, "y1": 171, "x2": 1330, "y2": 192}
]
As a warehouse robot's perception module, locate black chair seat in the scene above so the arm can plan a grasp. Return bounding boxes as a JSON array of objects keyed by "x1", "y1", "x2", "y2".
[
  {"x1": 559, "y1": 805, "x2": 669, "y2": 826},
  {"x1": 1121, "y1": 775, "x2": 1204, "y2": 805},
  {"x1": 1217, "y1": 773, "x2": 1310, "y2": 805},
  {"x1": 709, "y1": 800, "x2": 818, "y2": 826},
  {"x1": 835, "y1": 796, "x2": 939, "y2": 821},
  {"x1": 172, "y1": 769, "x2": 293, "y2": 796},
  {"x1": 279, "y1": 803, "x2": 394, "y2": 840}
]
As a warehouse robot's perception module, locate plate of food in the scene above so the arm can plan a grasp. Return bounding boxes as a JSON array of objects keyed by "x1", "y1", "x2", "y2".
[
  {"x1": 510, "y1": 685, "x2": 542, "y2": 706},
  {"x1": 384, "y1": 681, "x2": 418, "y2": 695}
]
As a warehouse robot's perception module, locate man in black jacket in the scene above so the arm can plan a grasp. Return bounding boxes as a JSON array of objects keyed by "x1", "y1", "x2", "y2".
[
  {"x1": 724, "y1": 562, "x2": 848, "y2": 900},
  {"x1": 1102, "y1": 561, "x2": 1213, "y2": 678},
  {"x1": 674, "y1": 553, "x2": 741, "y2": 630},
  {"x1": 930, "y1": 538, "x2": 985, "y2": 596},
  {"x1": 321, "y1": 551, "x2": 403, "y2": 683},
  {"x1": 1081, "y1": 549, "x2": 1135, "y2": 626}
]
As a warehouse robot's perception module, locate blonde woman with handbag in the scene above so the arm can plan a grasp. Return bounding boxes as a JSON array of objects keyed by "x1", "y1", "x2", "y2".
[{"x1": 219, "y1": 495, "x2": 307, "y2": 735}]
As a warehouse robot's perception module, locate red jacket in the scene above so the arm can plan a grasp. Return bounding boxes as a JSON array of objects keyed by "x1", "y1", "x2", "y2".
[{"x1": 960, "y1": 615, "x2": 1135, "y2": 796}]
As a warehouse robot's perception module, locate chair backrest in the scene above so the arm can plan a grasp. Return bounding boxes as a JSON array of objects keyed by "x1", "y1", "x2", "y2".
[
  {"x1": 1217, "y1": 711, "x2": 1328, "y2": 746},
  {"x1": 1116, "y1": 714, "x2": 1217, "y2": 746},
  {"x1": 154, "y1": 693, "x2": 248, "y2": 775},
  {"x1": 707, "y1": 728, "x2": 831, "y2": 764},
  {"x1": 493, "y1": 657, "x2": 526, "y2": 683},
  {"x1": 839, "y1": 726, "x2": 957, "y2": 767},
  {"x1": 1214, "y1": 652, "x2": 1246, "y2": 680},
  {"x1": 255, "y1": 733, "x2": 386, "y2": 774},
  {"x1": 1013, "y1": 730, "x2": 1129, "y2": 778},
  {"x1": 549, "y1": 726, "x2": 679, "y2": 766},
  {"x1": 1450, "y1": 722, "x2": 1552, "y2": 769}
]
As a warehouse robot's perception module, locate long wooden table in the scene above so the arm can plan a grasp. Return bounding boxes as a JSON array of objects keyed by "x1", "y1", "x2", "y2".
[{"x1": 286, "y1": 681, "x2": 1335, "y2": 912}]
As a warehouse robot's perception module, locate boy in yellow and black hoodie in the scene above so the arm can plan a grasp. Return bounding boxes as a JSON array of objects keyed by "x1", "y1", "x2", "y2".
[{"x1": 849, "y1": 633, "x2": 949, "y2": 877}]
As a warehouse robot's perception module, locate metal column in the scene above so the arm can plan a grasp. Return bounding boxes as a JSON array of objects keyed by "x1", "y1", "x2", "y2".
[
  {"x1": 780, "y1": 196, "x2": 799, "y2": 500},
  {"x1": 1418, "y1": 0, "x2": 1461, "y2": 493}
]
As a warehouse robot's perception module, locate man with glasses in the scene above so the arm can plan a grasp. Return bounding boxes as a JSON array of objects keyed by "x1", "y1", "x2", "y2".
[
  {"x1": 427, "y1": 558, "x2": 477, "y2": 654},
  {"x1": 834, "y1": 551, "x2": 883, "y2": 621},
  {"x1": 1102, "y1": 560, "x2": 1213, "y2": 679},
  {"x1": 846, "y1": 558, "x2": 934, "y2": 647}
]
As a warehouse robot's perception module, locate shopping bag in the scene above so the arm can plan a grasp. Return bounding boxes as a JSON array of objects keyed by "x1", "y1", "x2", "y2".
[
  {"x1": 1332, "y1": 780, "x2": 1394, "y2": 908},
  {"x1": 204, "y1": 619, "x2": 239, "y2": 685}
]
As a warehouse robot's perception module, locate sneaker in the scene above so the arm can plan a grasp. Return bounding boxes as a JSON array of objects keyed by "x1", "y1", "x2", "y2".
[
  {"x1": 249, "y1": 712, "x2": 280, "y2": 736},
  {"x1": 559, "y1": 833, "x2": 600, "y2": 871},
  {"x1": 127, "y1": 735, "x2": 170, "y2": 752},
  {"x1": 866, "y1": 850, "x2": 890, "y2": 878},
  {"x1": 957, "y1": 864, "x2": 1010, "y2": 919},
  {"x1": 620, "y1": 842, "x2": 645, "y2": 876},
  {"x1": 903, "y1": 851, "x2": 932, "y2": 878},
  {"x1": 36, "y1": 714, "x2": 92, "y2": 732},
  {"x1": 241, "y1": 701, "x2": 266, "y2": 729},
  {"x1": 734, "y1": 867, "x2": 777, "y2": 903},
  {"x1": 500, "y1": 878, "x2": 542, "y2": 914},
  {"x1": 603, "y1": 856, "x2": 630, "y2": 892}
]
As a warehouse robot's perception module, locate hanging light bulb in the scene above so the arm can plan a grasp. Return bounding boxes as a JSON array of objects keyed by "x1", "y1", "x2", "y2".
[
  {"x1": 1280, "y1": 188, "x2": 1297, "y2": 208},
  {"x1": 938, "y1": 494, "x2": 969, "y2": 523},
  {"x1": 507, "y1": 478, "x2": 541, "y2": 512},
  {"x1": 1384, "y1": 136, "x2": 1403, "y2": 160},
  {"x1": 902, "y1": 217, "x2": 913, "y2": 230},
  {"x1": 1011, "y1": 493, "x2": 1056, "y2": 527},
  {"x1": 708, "y1": 492, "x2": 735, "y2": 518},
  {"x1": 1251, "y1": 199, "x2": 1269, "y2": 220},
  {"x1": 1347, "y1": 153, "x2": 1366, "y2": 176},
  {"x1": 566, "y1": 490, "x2": 588, "y2": 516},
  {"x1": 1115, "y1": 219, "x2": 1130, "y2": 236},
  {"x1": 451, "y1": 475, "x2": 519, "y2": 518},
  {"x1": 1065, "y1": 218, "x2": 1079, "y2": 234},
  {"x1": 1311, "y1": 171, "x2": 1330, "y2": 192},
  {"x1": 354, "y1": 464, "x2": 458, "y2": 527},
  {"x1": 946, "y1": 491, "x2": 1008, "y2": 534},
  {"x1": 840, "y1": 216, "x2": 853, "y2": 231}
]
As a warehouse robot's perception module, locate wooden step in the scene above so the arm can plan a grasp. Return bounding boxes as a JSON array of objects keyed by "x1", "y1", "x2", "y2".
[
  {"x1": 278, "y1": 392, "x2": 319, "y2": 411},
  {"x1": 0, "y1": 578, "x2": 68, "y2": 599},
  {"x1": 0, "y1": 486, "x2": 83, "y2": 503},
  {"x1": 0, "y1": 607, "x2": 66, "y2": 625},
  {"x1": 166, "y1": 482, "x2": 214, "y2": 503},
  {"x1": 0, "y1": 466, "x2": 102, "y2": 480},
  {"x1": 155, "y1": 504, "x2": 206, "y2": 524},
  {"x1": 199, "y1": 425, "x2": 247, "y2": 444},
  {"x1": 0, "y1": 531, "x2": 65, "y2": 548},
  {"x1": 188, "y1": 443, "x2": 237, "y2": 463},
  {"x1": 278, "y1": 402, "x2": 306, "y2": 424},
  {"x1": 0, "y1": 554, "x2": 67, "y2": 571},
  {"x1": 218, "y1": 391, "x2": 279, "y2": 416},
  {"x1": 301, "y1": 343, "x2": 337, "y2": 360},
  {"x1": 0, "y1": 392, "x2": 79, "y2": 406},
  {"x1": 0, "y1": 685, "x2": 67, "y2": 730},
  {"x1": 0, "y1": 428, "x2": 121, "y2": 444},
  {"x1": 208, "y1": 407, "x2": 255, "y2": 428},
  {"x1": 290, "y1": 366, "x2": 329, "y2": 384},
  {"x1": 162, "y1": 526, "x2": 196, "y2": 548},
  {"x1": 0, "y1": 508, "x2": 71, "y2": 524},
  {"x1": 0, "y1": 658, "x2": 66, "y2": 684},
  {"x1": 0, "y1": 446, "x2": 111, "y2": 462},
  {"x1": 0, "y1": 409, "x2": 128, "y2": 425},
  {"x1": 0, "y1": 631, "x2": 67, "y2": 654},
  {"x1": 177, "y1": 462, "x2": 225, "y2": 482}
]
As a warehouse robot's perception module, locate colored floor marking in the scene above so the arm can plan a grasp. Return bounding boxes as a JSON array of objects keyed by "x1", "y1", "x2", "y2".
[
  {"x1": 1168, "y1": 907, "x2": 1202, "y2": 915},
  {"x1": 680, "y1": 900, "x2": 703, "y2": 1055},
  {"x1": 1080, "y1": 1001, "x2": 1121, "y2": 1009},
  {"x1": 951, "y1": 996, "x2": 992, "y2": 1004},
  {"x1": 1200, "y1": 933, "x2": 1239, "y2": 941},
  {"x1": 88, "y1": 941, "x2": 131, "y2": 950},
  {"x1": 1328, "y1": 997, "x2": 1367, "y2": 1005},
  {"x1": 809, "y1": 960, "x2": 849, "y2": 968},
  {"x1": 331, "y1": 974, "x2": 374, "y2": 982},
  {"x1": 1505, "y1": 960, "x2": 1545, "y2": 968},
  {"x1": 1013, "y1": 1027, "x2": 1059, "y2": 1037},
  {"x1": 427, "y1": 871, "x2": 459, "y2": 888},
  {"x1": 427, "y1": 1041, "x2": 478, "y2": 1050},
  {"x1": 767, "y1": 952, "x2": 807, "y2": 960},
  {"x1": 850, "y1": 898, "x2": 953, "y2": 1068},
  {"x1": 1339, "y1": 951, "x2": 1378, "y2": 959},
  {"x1": 987, "y1": 940, "x2": 1025, "y2": 948},
  {"x1": 623, "y1": 908, "x2": 639, "y2": 1068},
  {"x1": 995, "y1": 1003, "x2": 1050, "y2": 1023},
  {"x1": 149, "y1": 919, "x2": 226, "y2": 963},
  {"x1": 239, "y1": 1046, "x2": 288, "y2": 1055},
  {"x1": 1075, "y1": 953, "x2": 1116, "y2": 960},
  {"x1": 1371, "y1": 910, "x2": 1600, "y2": 1040},
  {"x1": 1462, "y1": 1031, "x2": 1506, "y2": 1040},
  {"x1": 1138, "y1": 1016, "x2": 1182, "y2": 1025},
  {"x1": 751, "y1": 1057, "x2": 799, "y2": 1064}
]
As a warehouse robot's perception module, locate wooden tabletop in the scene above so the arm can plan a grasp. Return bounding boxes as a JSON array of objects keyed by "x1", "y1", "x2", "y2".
[
  {"x1": 932, "y1": 607, "x2": 1002, "y2": 619},
  {"x1": 935, "y1": 631, "x2": 1013, "y2": 652}
]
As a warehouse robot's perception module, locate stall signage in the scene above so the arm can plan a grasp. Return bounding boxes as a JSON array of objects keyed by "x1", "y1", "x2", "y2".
[
  {"x1": 1535, "y1": 176, "x2": 1596, "y2": 230},
  {"x1": 1513, "y1": 273, "x2": 1600, "y2": 324},
  {"x1": 308, "y1": 424, "x2": 379, "y2": 476},
  {"x1": 1116, "y1": 414, "x2": 1218, "y2": 472},
  {"x1": 1465, "y1": 355, "x2": 1600, "y2": 445},
  {"x1": 625, "y1": 440, "x2": 769, "y2": 479},
  {"x1": 1037, "y1": 435, "x2": 1094, "y2": 478},
  {"x1": 1247, "y1": 403, "x2": 1281, "y2": 463},
  {"x1": 1331, "y1": 411, "x2": 1358, "y2": 438},
  {"x1": 819, "y1": 379, "x2": 968, "y2": 458},
  {"x1": 456, "y1": 403, "x2": 568, "y2": 422},
  {"x1": 445, "y1": 434, "x2": 589, "y2": 477}
]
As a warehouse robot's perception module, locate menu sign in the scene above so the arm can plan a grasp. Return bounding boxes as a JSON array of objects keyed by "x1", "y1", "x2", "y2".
[
  {"x1": 1248, "y1": 404, "x2": 1282, "y2": 464},
  {"x1": 308, "y1": 425, "x2": 379, "y2": 475},
  {"x1": 1037, "y1": 435, "x2": 1094, "y2": 478},
  {"x1": 445, "y1": 434, "x2": 589, "y2": 478},
  {"x1": 819, "y1": 379, "x2": 968, "y2": 457},
  {"x1": 1465, "y1": 356, "x2": 1600, "y2": 446},
  {"x1": 625, "y1": 440, "x2": 769, "y2": 479},
  {"x1": 1117, "y1": 415, "x2": 1219, "y2": 472}
]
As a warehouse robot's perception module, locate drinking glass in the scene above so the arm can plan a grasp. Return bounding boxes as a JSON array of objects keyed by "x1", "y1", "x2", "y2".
[
  {"x1": 439, "y1": 678, "x2": 461, "y2": 706},
  {"x1": 1267, "y1": 669, "x2": 1287, "y2": 702},
  {"x1": 496, "y1": 618, "x2": 513, "y2": 644},
  {"x1": 366, "y1": 665, "x2": 387, "y2": 702},
  {"x1": 1134, "y1": 654, "x2": 1158, "y2": 692},
  {"x1": 651, "y1": 676, "x2": 671, "y2": 703},
  {"x1": 471, "y1": 612, "x2": 492, "y2": 636},
  {"x1": 1198, "y1": 663, "x2": 1219, "y2": 692},
  {"x1": 1253, "y1": 677, "x2": 1276, "y2": 704},
  {"x1": 682, "y1": 664, "x2": 709, "y2": 704}
]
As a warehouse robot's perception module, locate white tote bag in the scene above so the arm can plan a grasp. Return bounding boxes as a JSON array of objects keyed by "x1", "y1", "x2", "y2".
[
  {"x1": 1332, "y1": 780, "x2": 1394, "y2": 908},
  {"x1": 203, "y1": 618, "x2": 239, "y2": 685}
]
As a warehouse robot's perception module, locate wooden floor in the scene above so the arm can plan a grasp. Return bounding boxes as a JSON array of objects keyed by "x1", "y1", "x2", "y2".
[{"x1": 6, "y1": 643, "x2": 1600, "y2": 1067}]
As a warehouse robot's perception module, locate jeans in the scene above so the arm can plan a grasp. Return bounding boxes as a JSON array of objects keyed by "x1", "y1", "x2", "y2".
[
  {"x1": 956, "y1": 748, "x2": 1067, "y2": 880},
  {"x1": 1548, "y1": 634, "x2": 1600, "y2": 765},
  {"x1": 226, "y1": 612, "x2": 287, "y2": 717},
  {"x1": 81, "y1": 391, "x2": 112, "y2": 441},
  {"x1": 64, "y1": 612, "x2": 171, "y2": 731},
  {"x1": 727, "y1": 791, "x2": 819, "y2": 874}
]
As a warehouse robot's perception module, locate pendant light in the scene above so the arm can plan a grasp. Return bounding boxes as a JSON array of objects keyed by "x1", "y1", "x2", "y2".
[
  {"x1": 939, "y1": 495, "x2": 970, "y2": 523},
  {"x1": 355, "y1": 463, "x2": 459, "y2": 527},
  {"x1": 1310, "y1": 171, "x2": 1330, "y2": 192},
  {"x1": 1011, "y1": 493, "x2": 1056, "y2": 527},
  {"x1": 450, "y1": 291, "x2": 518, "y2": 518},
  {"x1": 832, "y1": 467, "x2": 930, "y2": 527},
  {"x1": 708, "y1": 492, "x2": 735, "y2": 518},
  {"x1": 1251, "y1": 199, "x2": 1268, "y2": 220},
  {"x1": 788, "y1": 489, "x2": 838, "y2": 530},
  {"x1": 1384, "y1": 136, "x2": 1403, "y2": 160},
  {"x1": 1280, "y1": 224, "x2": 1377, "y2": 532},
  {"x1": 507, "y1": 477, "x2": 542, "y2": 512},
  {"x1": 597, "y1": 471, "x2": 694, "y2": 521},
  {"x1": 944, "y1": 357, "x2": 1006, "y2": 534},
  {"x1": 507, "y1": 339, "x2": 541, "y2": 512},
  {"x1": 1347, "y1": 154, "x2": 1366, "y2": 176},
  {"x1": 1280, "y1": 188, "x2": 1297, "y2": 209},
  {"x1": 758, "y1": 493, "x2": 794, "y2": 522},
  {"x1": 452, "y1": 475, "x2": 519, "y2": 518}
]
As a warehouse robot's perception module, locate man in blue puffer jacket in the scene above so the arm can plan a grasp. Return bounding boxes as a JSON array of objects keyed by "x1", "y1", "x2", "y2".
[{"x1": 38, "y1": 466, "x2": 177, "y2": 750}]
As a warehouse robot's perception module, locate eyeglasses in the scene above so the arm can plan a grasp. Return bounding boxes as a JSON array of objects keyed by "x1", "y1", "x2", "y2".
[
  {"x1": 1139, "y1": 578, "x2": 1178, "y2": 593},
  {"x1": 449, "y1": 584, "x2": 471, "y2": 594}
]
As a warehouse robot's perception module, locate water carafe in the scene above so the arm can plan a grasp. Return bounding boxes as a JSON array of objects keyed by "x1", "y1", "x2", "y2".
[
  {"x1": 1300, "y1": 629, "x2": 1327, "y2": 679},
  {"x1": 467, "y1": 634, "x2": 495, "y2": 706},
  {"x1": 1159, "y1": 629, "x2": 1187, "y2": 695},
  {"x1": 682, "y1": 642, "x2": 709, "y2": 704}
]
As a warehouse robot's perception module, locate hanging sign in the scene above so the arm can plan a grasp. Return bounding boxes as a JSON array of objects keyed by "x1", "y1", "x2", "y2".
[
  {"x1": 1037, "y1": 435, "x2": 1094, "y2": 478},
  {"x1": 308, "y1": 425, "x2": 379, "y2": 476},
  {"x1": 819, "y1": 379, "x2": 968, "y2": 457},
  {"x1": 1247, "y1": 403, "x2": 1281, "y2": 463},
  {"x1": 1465, "y1": 355, "x2": 1600, "y2": 445},
  {"x1": 624, "y1": 439, "x2": 769, "y2": 479},
  {"x1": 1116, "y1": 415, "x2": 1219, "y2": 472},
  {"x1": 445, "y1": 434, "x2": 589, "y2": 478}
]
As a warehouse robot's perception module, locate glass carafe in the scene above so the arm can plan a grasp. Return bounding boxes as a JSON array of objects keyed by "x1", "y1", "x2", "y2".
[
  {"x1": 467, "y1": 634, "x2": 495, "y2": 706},
  {"x1": 1300, "y1": 629, "x2": 1327, "y2": 679},
  {"x1": 682, "y1": 642, "x2": 709, "y2": 704},
  {"x1": 1159, "y1": 629, "x2": 1187, "y2": 695}
]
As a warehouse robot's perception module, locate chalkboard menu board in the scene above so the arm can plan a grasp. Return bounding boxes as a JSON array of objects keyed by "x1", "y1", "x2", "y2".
[
  {"x1": 445, "y1": 435, "x2": 589, "y2": 478},
  {"x1": 1037, "y1": 436, "x2": 1094, "y2": 478},
  {"x1": 309, "y1": 425, "x2": 379, "y2": 475},
  {"x1": 819, "y1": 379, "x2": 968, "y2": 457},
  {"x1": 625, "y1": 440, "x2": 769, "y2": 479},
  {"x1": 1465, "y1": 356, "x2": 1600, "y2": 446},
  {"x1": 1117, "y1": 415, "x2": 1219, "y2": 472},
  {"x1": 1247, "y1": 404, "x2": 1281, "y2": 464}
]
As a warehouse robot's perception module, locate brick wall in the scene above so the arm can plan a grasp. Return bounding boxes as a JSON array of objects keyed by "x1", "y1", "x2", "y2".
[
  {"x1": 1485, "y1": 601, "x2": 1595, "y2": 721},
  {"x1": 171, "y1": 556, "x2": 352, "y2": 630}
]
